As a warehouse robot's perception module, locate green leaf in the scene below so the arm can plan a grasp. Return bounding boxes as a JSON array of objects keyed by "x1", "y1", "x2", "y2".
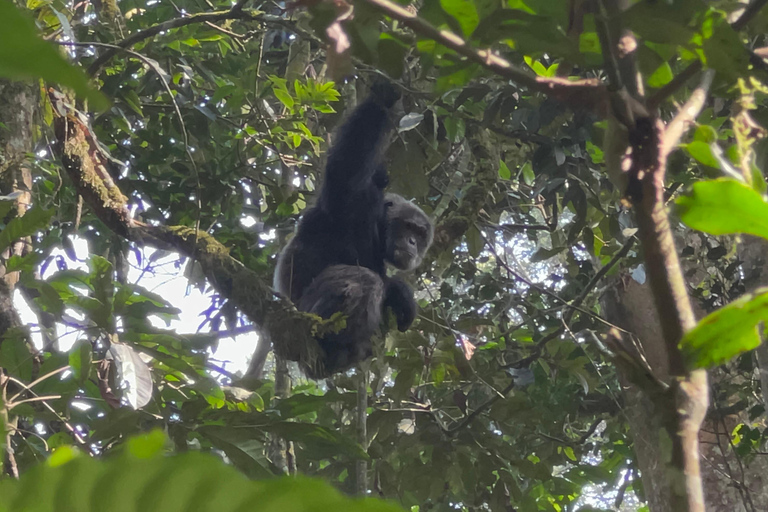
[
  {"x1": 121, "y1": 90, "x2": 145, "y2": 118},
  {"x1": 273, "y1": 87, "x2": 294, "y2": 110},
  {"x1": 701, "y1": 16, "x2": 750, "y2": 80},
  {"x1": 622, "y1": 3, "x2": 695, "y2": 45},
  {"x1": 531, "y1": 246, "x2": 566, "y2": 262},
  {"x1": 693, "y1": 125, "x2": 718, "y2": 144},
  {"x1": 521, "y1": 161, "x2": 535, "y2": 185},
  {"x1": 498, "y1": 160, "x2": 511, "y2": 180},
  {"x1": 0, "y1": 332, "x2": 34, "y2": 381},
  {"x1": 69, "y1": 340, "x2": 93, "y2": 384},
  {"x1": 679, "y1": 287, "x2": 768, "y2": 369},
  {"x1": 4, "y1": 252, "x2": 42, "y2": 273},
  {"x1": 647, "y1": 62, "x2": 673, "y2": 88},
  {"x1": 0, "y1": 437, "x2": 402, "y2": 512},
  {"x1": 378, "y1": 35, "x2": 407, "y2": 79},
  {"x1": 0, "y1": 207, "x2": 54, "y2": 254},
  {"x1": 440, "y1": 0, "x2": 479, "y2": 37},
  {"x1": 677, "y1": 179, "x2": 768, "y2": 239},
  {"x1": 684, "y1": 141, "x2": 719, "y2": 168},
  {"x1": 127, "y1": 429, "x2": 168, "y2": 458},
  {"x1": 466, "y1": 224, "x2": 483, "y2": 258},
  {"x1": 0, "y1": 2, "x2": 107, "y2": 109}
]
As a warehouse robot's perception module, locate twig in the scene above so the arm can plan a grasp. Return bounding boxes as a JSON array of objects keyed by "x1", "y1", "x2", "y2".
[
  {"x1": 9, "y1": 365, "x2": 70, "y2": 402},
  {"x1": 6, "y1": 377, "x2": 87, "y2": 446},
  {"x1": 65, "y1": 41, "x2": 204, "y2": 246},
  {"x1": 48, "y1": 91, "x2": 325, "y2": 373},
  {"x1": 567, "y1": 238, "x2": 636, "y2": 326},
  {"x1": 86, "y1": 8, "x2": 265, "y2": 75},
  {"x1": 647, "y1": 62, "x2": 702, "y2": 110},
  {"x1": 485, "y1": 221, "x2": 554, "y2": 233},
  {"x1": 445, "y1": 379, "x2": 515, "y2": 434},
  {"x1": 462, "y1": 239, "x2": 635, "y2": 432},
  {"x1": 8, "y1": 395, "x2": 63, "y2": 409},
  {"x1": 502, "y1": 237, "x2": 635, "y2": 369},
  {"x1": 732, "y1": 0, "x2": 768, "y2": 31}
]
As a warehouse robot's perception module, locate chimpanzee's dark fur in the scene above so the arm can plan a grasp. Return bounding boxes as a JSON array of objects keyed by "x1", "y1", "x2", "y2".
[{"x1": 273, "y1": 83, "x2": 432, "y2": 376}]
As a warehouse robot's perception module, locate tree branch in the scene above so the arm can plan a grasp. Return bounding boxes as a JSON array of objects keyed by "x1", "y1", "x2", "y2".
[
  {"x1": 231, "y1": 0, "x2": 250, "y2": 13},
  {"x1": 631, "y1": 70, "x2": 715, "y2": 512},
  {"x1": 502, "y1": 237, "x2": 635, "y2": 369},
  {"x1": 662, "y1": 70, "x2": 715, "y2": 154},
  {"x1": 359, "y1": 0, "x2": 608, "y2": 113},
  {"x1": 87, "y1": 8, "x2": 266, "y2": 76},
  {"x1": 454, "y1": 240, "x2": 635, "y2": 435},
  {"x1": 48, "y1": 92, "x2": 326, "y2": 377},
  {"x1": 732, "y1": 0, "x2": 768, "y2": 31}
]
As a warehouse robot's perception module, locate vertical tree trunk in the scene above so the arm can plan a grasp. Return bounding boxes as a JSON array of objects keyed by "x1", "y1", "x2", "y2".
[
  {"x1": 0, "y1": 79, "x2": 41, "y2": 478},
  {"x1": 355, "y1": 369, "x2": 368, "y2": 495},
  {"x1": 0, "y1": 80, "x2": 38, "y2": 289},
  {"x1": 267, "y1": 356, "x2": 296, "y2": 474},
  {"x1": 603, "y1": 277, "x2": 768, "y2": 511}
]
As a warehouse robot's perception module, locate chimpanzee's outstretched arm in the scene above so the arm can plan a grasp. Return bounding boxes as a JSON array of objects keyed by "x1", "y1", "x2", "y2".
[{"x1": 320, "y1": 83, "x2": 399, "y2": 213}]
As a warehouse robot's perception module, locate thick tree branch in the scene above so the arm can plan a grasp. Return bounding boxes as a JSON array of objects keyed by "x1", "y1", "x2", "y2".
[
  {"x1": 628, "y1": 69, "x2": 715, "y2": 512},
  {"x1": 48, "y1": 94, "x2": 327, "y2": 377},
  {"x1": 359, "y1": 0, "x2": 608, "y2": 113}
]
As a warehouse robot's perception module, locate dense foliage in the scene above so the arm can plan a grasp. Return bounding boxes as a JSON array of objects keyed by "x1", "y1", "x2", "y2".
[{"x1": 4, "y1": 0, "x2": 768, "y2": 511}]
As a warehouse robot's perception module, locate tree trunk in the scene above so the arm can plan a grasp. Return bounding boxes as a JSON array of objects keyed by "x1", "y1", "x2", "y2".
[
  {"x1": 603, "y1": 277, "x2": 768, "y2": 511},
  {"x1": 355, "y1": 369, "x2": 368, "y2": 495},
  {"x1": 0, "y1": 79, "x2": 41, "y2": 478},
  {"x1": 0, "y1": 80, "x2": 38, "y2": 289},
  {"x1": 267, "y1": 356, "x2": 296, "y2": 474}
]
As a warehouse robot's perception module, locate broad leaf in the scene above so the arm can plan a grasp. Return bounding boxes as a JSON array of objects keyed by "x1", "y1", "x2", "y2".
[
  {"x1": 0, "y1": 207, "x2": 54, "y2": 255},
  {"x1": 0, "y1": 2, "x2": 106, "y2": 108},
  {"x1": 108, "y1": 343, "x2": 153, "y2": 409},
  {"x1": 677, "y1": 179, "x2": 768, "y2": 239},
  {"x1": 679, "y1": 287, "x2": 768, "y2": 369},
  {"x1": 0, "y1": 440, "x2": 402, "y2": 512}
]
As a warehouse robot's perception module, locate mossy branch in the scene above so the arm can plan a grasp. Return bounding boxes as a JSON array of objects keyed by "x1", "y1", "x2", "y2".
[{"x1": 50, "y1": 99, "x2": 324, "y2": 376}]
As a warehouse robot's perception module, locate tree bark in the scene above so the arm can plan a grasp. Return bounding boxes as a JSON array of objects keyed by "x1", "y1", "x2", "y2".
[
  {"x1": 604, "y1": 277, "x2": 768, "y2": 511},
  {"x1": 0, "y1": 79, "x2": 40, "y2": 477},
  {"x1": 267, "y1": 357, "x2": 296, "y2": 474},
  {"x1": 0, "y1": 80, "x2": 38, "y2": 290},
  {"x1": 355, "y1": 370, "x2": 368, "y2": 496}
]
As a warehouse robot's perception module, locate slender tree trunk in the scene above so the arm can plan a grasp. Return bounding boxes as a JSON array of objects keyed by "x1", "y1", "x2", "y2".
[
  {"x1": 355, "y1": 369, "x2": 368, "y2": 495},
  {"x1": 267, "y1": 356, "x2": 296, "y2": 474}
]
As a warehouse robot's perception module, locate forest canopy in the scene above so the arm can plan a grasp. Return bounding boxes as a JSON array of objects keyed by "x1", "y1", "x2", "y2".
[{"x1": 3, "y1": 1, "x2": 768, "y2": 511}]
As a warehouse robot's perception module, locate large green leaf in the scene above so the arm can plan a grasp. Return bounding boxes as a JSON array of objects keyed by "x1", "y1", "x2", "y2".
[
  {"x1": 679, "y1": 288, "x2": 768, "y2": 369},
  {"x1": 0, "y1": 440, "x2": 402, "y2": 512},
  {"x1": 677, "y1": 179, "x2": 768, "y2": 239},
  {"x1": 0, "y1": 207, "x2": 54, "y2": 255},
  {"x1": 0, "y1": 2, "x2": 107, "y2": 109},
  {"x1": 440, "y1": 0, "x2": 479, "y2": 37}
]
